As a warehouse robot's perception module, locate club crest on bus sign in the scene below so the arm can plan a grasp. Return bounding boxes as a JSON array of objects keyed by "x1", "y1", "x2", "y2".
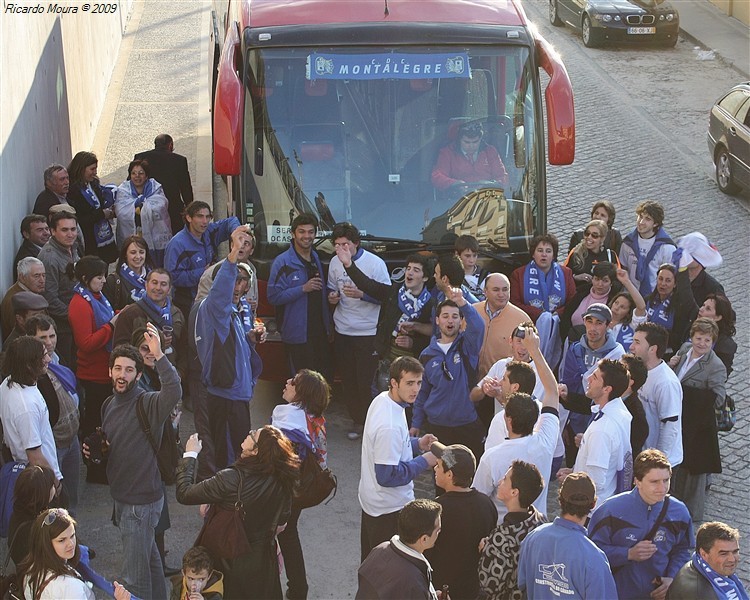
[
  {"x1": 446, "y1": 56, "x2": 465, "y2": 75},
  {"x1": 315, "y1": 56, "x2": 334, "y2": 76}
]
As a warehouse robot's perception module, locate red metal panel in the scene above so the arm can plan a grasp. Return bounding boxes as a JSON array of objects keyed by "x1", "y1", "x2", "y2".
[
  {"x1": 241, "y1": 0, "x2": 525, "y2": 29},
  {"x1": 213, "y1": 23, "x2": 244, "y2": 176}
]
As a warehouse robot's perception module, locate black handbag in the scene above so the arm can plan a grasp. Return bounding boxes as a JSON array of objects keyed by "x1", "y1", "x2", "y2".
[
  {"x1": 1, "y1": 526, "x2": 24, "y2": 600},
  {"x1": 715, "y1": 394, "x2": 736, "y2": 432},
  {"x1": 292, "y1": 416, "x2": 337, "y2": 510}
]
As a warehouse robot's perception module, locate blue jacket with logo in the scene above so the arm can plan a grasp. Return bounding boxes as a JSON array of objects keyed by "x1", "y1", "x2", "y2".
[
  {"x1": 588, "y1": 489, "x2": 693, "y2": 599},
  {"x1": 413, "y1": 303, "x2": 484, "y2": 429},
  {"x1": 195, "y1": 260, "x2": 262, "y2": 401},
  {"x1": 267, "y1": 245, "x2": 331, "y2": 344},
  {"x1": 518, "y1": 517, "x2": 617, "y2": 599},
  {"x1": 164, "y1": 217, "x2": 240, "y2": 298}
]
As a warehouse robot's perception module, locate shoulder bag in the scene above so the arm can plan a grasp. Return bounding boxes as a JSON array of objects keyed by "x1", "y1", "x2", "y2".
[
  {"x1": 292, "y1": 416, "x2": 337, "y2": 510},
  {"x1": 194, "y1": 468, "x2": 251, "y2": 560}
]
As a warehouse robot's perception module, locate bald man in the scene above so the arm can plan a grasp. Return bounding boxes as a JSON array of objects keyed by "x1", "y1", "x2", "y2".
[{"x1": 473, "y1": 273, "x2": 531, "y2": 427}]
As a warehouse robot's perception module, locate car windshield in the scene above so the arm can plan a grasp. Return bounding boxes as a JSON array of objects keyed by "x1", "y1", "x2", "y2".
[{"x1": 244, "y1": 45, "x2": 541, "y2": 256}]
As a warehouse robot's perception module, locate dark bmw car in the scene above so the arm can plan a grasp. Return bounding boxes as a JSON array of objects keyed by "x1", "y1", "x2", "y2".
[
  {"x1": 708, "y1": 83, "x2": 750, "y2": 195},
  {"x1": 549, "y1": 0, "x2": 679, "y2": 48}
]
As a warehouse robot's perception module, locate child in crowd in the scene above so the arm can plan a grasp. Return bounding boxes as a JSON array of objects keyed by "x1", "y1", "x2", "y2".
[
  {"x1": 170, "y1": 546, "x2": 224, "y2": 600},
  {"x1": 455, "y1": 234, "x2": 487, "y2": 301}
]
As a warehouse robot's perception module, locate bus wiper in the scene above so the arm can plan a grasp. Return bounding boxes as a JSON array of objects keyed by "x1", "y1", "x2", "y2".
[{"x1": 359, "y1": 234, "x2": 430, "y2": 248}]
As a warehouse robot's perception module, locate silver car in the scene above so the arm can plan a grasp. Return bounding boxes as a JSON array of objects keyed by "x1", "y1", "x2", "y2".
[{"x1": 708, "y1": 82, "x2": 750, "y2": 195}]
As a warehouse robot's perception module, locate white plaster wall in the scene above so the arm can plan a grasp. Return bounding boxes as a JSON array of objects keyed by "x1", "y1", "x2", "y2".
[{"x1": 0, "y1": 0, "x2": 134, "y2": 313}]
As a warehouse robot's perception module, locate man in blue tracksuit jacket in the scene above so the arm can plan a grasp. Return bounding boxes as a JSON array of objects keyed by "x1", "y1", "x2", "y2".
[
  {"x1": 410, "y1": 288, "x2": 485, "y2": 462},
  {"x1": 164, "y1": 200, "x2": 240, "y2": 316},
  {"x1": 518, "y1": 472, "x2": 617, "y2": 599},
  {"x1": 267, "y1": 213, "x2": 331, "y2": 378},
  {"x1": 195, "y1": 224, "x2": 263, "y2": 471},
  {"x1": 588, "y1": 448, "x2": 693, "y2": 600}
]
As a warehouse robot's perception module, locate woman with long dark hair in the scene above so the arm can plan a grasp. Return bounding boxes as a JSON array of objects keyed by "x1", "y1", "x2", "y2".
[
  {"x1": 19, "y1": 508, "x2": 131, "y2": 599},
  {"x1": 272, "y1": 369, "x2": 331, "y2": 600},
  {"x1": 103, "y1": 235, "x2": 154, "y2": 312},
  {"x1": 115, "y1": 160, "x2": 171, "y2": 266},
  {"x1": 67, "y1": 151, "x2": 118, "y2": 264},
  {"x1": 698, "y1": 293, "x2": 737, "y2": 376},
  {"x1": 176, "y1": 425, "x2": 299, "y2": 599},
  {"x1": 8, "y1": 465, "x2": 57, "y2": 566},
  {"x1": 644, "y1": 263, "x2": 698, "y2": 356},
  {"x1": 68, "y1": 256, "x2": 116, "y2": 483}
]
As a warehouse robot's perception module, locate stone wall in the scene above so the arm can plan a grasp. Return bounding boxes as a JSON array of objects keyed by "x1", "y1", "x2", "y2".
[{"x1": 0, "y1": 1, "x2": 133, "y2": 308}]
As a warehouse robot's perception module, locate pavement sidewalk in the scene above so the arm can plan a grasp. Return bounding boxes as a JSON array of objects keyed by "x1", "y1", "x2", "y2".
[{"x1": 674, "y1": 0, "x2": 750, "y2": 77}]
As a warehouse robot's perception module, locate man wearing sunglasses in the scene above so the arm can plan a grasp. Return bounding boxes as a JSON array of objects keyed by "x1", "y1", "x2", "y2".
[{"x1": 410, "y1": 288, "x2": 485, "y2": 465}]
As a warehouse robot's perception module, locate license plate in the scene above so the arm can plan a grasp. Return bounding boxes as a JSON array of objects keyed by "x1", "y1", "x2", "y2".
[{"x1": 627, "y1": 26, "x2": 656, "y2": 34}]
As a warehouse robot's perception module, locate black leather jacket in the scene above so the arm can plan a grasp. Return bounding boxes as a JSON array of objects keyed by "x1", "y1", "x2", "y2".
[{"x1": 175, "y1": 456, "x2": 292, "y2": 539}]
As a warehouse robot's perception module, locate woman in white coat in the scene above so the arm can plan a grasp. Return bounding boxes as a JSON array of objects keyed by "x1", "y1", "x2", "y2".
[{"x1": 116, "y1": 159, "x2": 171, "y2": 266}]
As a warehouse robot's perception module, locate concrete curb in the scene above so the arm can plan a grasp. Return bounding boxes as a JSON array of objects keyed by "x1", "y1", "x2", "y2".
[{"x1": 679, "y1": 27, "x2": 750, "y2": 79}]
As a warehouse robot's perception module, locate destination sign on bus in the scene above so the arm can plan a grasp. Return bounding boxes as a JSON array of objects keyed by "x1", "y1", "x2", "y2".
[{"x1": 306, "y1": 52, "x2": 471, "y2": 81}]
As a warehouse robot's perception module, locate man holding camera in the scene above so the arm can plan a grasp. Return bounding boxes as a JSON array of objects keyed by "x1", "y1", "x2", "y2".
[{"x1": 87, "y1": 323, "x2": 181, "y2": 600}]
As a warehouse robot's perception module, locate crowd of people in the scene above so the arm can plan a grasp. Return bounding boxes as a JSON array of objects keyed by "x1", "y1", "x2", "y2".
[{"x1": 0, "y1": 136, "x2": 745, "y2": 600}]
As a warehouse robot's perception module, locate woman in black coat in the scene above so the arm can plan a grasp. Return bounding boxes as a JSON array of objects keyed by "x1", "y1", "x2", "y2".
[
  {"x1": 176, "y1": 425, "x2": 299, "y2": 600},
  {"x1": 67, "y1": 151, "x2": 118, "y2": 264}
]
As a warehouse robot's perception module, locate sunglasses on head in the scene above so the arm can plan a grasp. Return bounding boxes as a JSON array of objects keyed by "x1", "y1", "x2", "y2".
[{"x1": 42, "y1": 508, "x2": 69, "y2": 528}]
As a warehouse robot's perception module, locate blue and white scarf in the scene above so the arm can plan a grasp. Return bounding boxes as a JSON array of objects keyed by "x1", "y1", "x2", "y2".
[
  {"x1": 73, "y1": 283, "x2": 115, "y2": 351},
  {"x1": 119, "y1": 262, "x2": 148, "y2": 302},
  {"x1": 523, "y1": 261, "x2": 566, "y2": 312},
  {"x1": 137, "y1": 296, "x2": 173, "y2": 330},
  {"x1": 47, "y1": 362, "x2": 78, "y2": 397},
  {"x1": 234, "y1": 297, "x2": 254, "y2": 333},
  {"x1": 692, "y1": 551, "x2": 749, "y2": 600},
  {"x1": 129, "y1": 179, "x2": 155, "y2": 209},
  {"x1": 613, "y1": 322, "x2": 635, "y2": 348},
  {"x1": 80, "y1": 183, "x2": 115, "y2": 248},
  {"x1": 646, "y1": 294, "x2": 675, "y2": 330},
  {"x1": 394, "y1": 284, "x2": 431, "y2": 336}
]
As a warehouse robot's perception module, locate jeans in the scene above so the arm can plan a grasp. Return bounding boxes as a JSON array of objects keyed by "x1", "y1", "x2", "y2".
[
  {"x1": 56, "y1": 437, "x2": 81, "y2": 515},
  {"x1": 113, "y1": 496, "x2": 167, "y2": 600}
]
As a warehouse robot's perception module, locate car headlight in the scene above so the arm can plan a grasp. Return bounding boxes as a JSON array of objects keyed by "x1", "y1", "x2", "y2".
[
  {"x1": 666, "y1": 13, "x2": 675, "y2": 20},
  {"x1": 614, "y1": 15, "x2": 621, "y2": 20},
  {"x1": 594, "y1": 13, "x2": 613, "y2": 21}
]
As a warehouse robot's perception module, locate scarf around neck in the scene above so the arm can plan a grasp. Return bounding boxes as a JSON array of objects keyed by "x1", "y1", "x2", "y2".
[
  {"x1": 119, "y1": 262, "x2": 148, "y2": 302},
  {"x1": 523, "y1": 261, "x2": 566, "y2": 312},
  {"x1": 692, "y1": 551, "x2": 749, "y2": 600},
  {"x1": 646, "y1": 294, "x2": 674, "y2": 330},
  {"x1": 74, "y1": 283, "x2": 114, "y2": 350}
]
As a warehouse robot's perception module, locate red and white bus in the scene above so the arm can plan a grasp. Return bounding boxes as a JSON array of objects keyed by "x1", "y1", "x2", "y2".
[{"x1": 209, "y1": 0, "x2": 575, "y2": 379}]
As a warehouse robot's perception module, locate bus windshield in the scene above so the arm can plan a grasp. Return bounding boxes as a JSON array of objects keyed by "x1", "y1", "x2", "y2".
[{"x1": 243, "y1": 45, "x2": 541, "y2": 256}]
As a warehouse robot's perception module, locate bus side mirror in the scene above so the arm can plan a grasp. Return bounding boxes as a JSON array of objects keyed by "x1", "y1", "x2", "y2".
[{"x1": 535, "y1": 35, "x2": 575, "y2": 165}]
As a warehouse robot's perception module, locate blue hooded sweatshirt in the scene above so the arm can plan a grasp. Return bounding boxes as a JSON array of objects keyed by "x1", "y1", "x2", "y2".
[{"x1": 195, "y1": 260, "x2": 262, "y2": 401}]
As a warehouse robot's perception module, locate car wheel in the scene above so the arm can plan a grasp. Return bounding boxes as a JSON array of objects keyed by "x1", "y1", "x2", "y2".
[
  {"x1": 549, "y1": 0, "x2": 563, "y2": 26},
  {"x1": 582, "y1": 15, "x2": 600, "y2": 47},
  {"x1": 715, "y1": 147, "x2": 741, "y2": 195}
]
